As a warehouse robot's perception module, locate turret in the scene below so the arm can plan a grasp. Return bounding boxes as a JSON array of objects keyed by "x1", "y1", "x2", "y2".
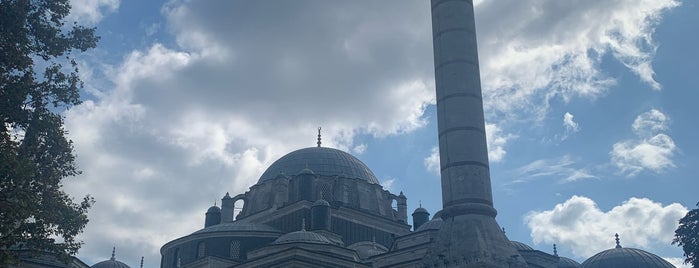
[
  {"x1": 311, "y1": 198, "x2": 331, "y2": 231},
  {"x1": 220, "y1": 193, "x2": 234, "y2": 223},
  {"x1": 204, "y1": 204, "x2": 221, "y2": 227},
  {"x1": 397, "y1": 192, "x2": 408, "y2": 223},
  {"x1": 412, "y1": 205, "x2": 430, "y2": 231},
  {"x1": 297, "y1": 168, "x2": 315, "y2": 201}
]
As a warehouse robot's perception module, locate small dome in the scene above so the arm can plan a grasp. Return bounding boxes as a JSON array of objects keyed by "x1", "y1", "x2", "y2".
[
  {"x1": 273, "y1": 230, "x2": 331, "y2": 245},
  {"x1": 92, "y1": 259, "x2": 131, "y2": 268},
  {"x1": 91, "y1": 249, "x2": 130, "y2": 268},
  {"x1": 416, "y1": 216, "x2": 443, "y2": 232},
  {"x1": 259, "y1": 147, "x2": 379, "y2": 184},
  {"x1": 413, "y1": 207, "x2": 429, "y2": 215},
  {"x1": 298, "y1": 167, "x2": 315, "y2": 175},
  {"x1": 558, "y1": 256, "x2": 581, "y2": 268},
  {"x1": 313, "y1": 199, "x2": 330, "y2": 206},
  {"x1": 206, "y1": 205, "x2": 221, "y2": 213},
  {"x1": 510, "y1": 240, "x2": 534, "y2": 251},
  {"x1": 581, "y1": 247, "x2": 675, "y2": 268}
]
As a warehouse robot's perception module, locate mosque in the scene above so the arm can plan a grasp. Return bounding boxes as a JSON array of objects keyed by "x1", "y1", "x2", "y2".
[
  {"x1": 151, "y1": 1, "x2": 679, "y2": 267},
  {"x1": 13, "y1": 0, "x2": 678, "y2": 268}
]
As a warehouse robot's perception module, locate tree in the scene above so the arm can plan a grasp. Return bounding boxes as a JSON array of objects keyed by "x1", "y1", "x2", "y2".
[
  {"x1": 674, "y1": 202, "x2": 699, "y2": 268},
  {"x1": 0, "y1": 0, "x2": 98, "y2": 265}
]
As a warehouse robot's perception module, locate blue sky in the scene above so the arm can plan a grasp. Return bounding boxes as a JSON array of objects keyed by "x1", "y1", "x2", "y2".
[{"x1": 60, "y1": 1, "x2": 697, "y2": 267}]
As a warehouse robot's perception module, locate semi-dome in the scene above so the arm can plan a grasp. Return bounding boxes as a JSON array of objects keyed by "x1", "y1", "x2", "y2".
[
  {"x1": 581, "y1": 247, "x2": 675, "y2": 268},
  {"x1": 348, "y1": 241, "x2": 389, "y2": 259},
  {"x1": 259, "y1": 147, "x2": 379, "y2": 184}
]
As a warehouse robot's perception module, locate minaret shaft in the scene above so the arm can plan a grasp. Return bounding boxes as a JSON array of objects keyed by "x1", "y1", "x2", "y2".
[
  {"x1": 432, "y1": 0, "x2": 494, "y2": 217},
  {"x1": 430, "y1": 1, "x2": 527, "y2": 266}
]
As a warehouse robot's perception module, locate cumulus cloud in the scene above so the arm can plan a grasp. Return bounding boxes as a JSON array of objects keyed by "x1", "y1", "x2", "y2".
[
  {"x1": 60, "y1": 0, "x2": 680, "y2": 264},
  {"x1": 476, "y1": 0, "x2": 679, "y2": 120},
  {"x1": 525, "y1": 196, "x2": 688, "y2": 258},
  {"x1": 68, "y1": 0, "x2": 120, "y2": 25},
  {"x1": 512, "y1": 155, "x2": 595, "y2": 184},
  {"x1": 611, "y1": 109, "x2": 677, "y2": 176},
  {"x1": 65, "y1": 1, "x2": 436, "y2": 264}
]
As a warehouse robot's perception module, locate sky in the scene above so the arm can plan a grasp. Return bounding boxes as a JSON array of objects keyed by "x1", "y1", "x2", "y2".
[{"x1": 56, "y1": 0, "x2": 697, "y2": 267}]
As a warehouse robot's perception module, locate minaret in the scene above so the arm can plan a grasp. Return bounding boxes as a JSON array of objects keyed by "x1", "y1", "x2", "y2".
[{"x1": 430, "y1": 0, "x2": 525, "y2": 266}]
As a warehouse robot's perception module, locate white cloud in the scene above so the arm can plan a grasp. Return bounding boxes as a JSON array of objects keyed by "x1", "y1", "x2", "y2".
[
  {"x1": 68, "y1": 0, "x2": 120, "y2": 25},
  {"x1": 611, "y1": 109, "x2": 677, "y2": 177},
  {"x1": 486, "y1": 123, "x2": 514, "y2": 162},
  {"x1": 525, "y1": 196, "x2": 688, "y2": 258},
  {"x1": 512, "y1": 155, "x2": 595, "y2": 184},
  {"x1": 61, "y1": 0, "x2": 681, "y2": 264},
  {"x1": 424, "y1": 147, "x2": 440, "y2": 175},
  {"x1": 563, "y1": 112, "x2": 580, "y2": 134},
  {"x1": 352, "y1": 144, "x2": 367, "y2": 155},
  {"x1": 476, "y1": 0, "x2": 679, "y2": 120},
  {"x1": 664, "y1": 257, "x2": 692, "y2": 268},
  {"x1": 65, "y1": 1, "x2": 437, "y2": 264},
  {"x1": 381, "y1": 178, "x2": 396, "y2": 192},
  {"x1": 424, "y1": 124, "x2": 512, "y2": 175},
  {"x1": 632, "y1": 109, "x2": 669, "y2": 135}
]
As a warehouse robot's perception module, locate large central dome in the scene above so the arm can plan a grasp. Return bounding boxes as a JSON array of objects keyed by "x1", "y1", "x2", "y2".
[{"x1": 259, "y1": 147, "x2": 379, "y2": 184}]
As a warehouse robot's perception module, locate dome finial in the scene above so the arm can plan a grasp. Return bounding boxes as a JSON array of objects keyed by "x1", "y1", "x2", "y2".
[
  {"x1": 317, "y1": 127, "x2": 322, "y2": 147},
  {"x1": 111, "y1": 246, "x2": 116, "y2": 260},
  {"x1": 140, "y1": 256, "x2": 144, "y2": 268},
  {"x1": 615, "y1": 233, "x2": 622, "y2": 248},
  {"x1": 553, "y1": 244, "x2": 558, "y2": 256},
  {"x1": 419, "y1": 200, "x2": 422, "y2": 208}
]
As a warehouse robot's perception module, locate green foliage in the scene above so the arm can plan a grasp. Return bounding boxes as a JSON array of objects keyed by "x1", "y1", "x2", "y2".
[
  {"x1": 674, "y1": 202, "x2": 699, "y2": 268},
  {"x1": 1, "y1": 0, "x2": 98, "y2": 265}
]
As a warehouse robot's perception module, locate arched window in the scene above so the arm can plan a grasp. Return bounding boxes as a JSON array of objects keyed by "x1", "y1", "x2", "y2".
[
  {"x1": 197, "y1": 241, "x2": 206, "y2": 258},
  {"x1": 230, "y1": 240, "x2": 241, "y2": 259}
]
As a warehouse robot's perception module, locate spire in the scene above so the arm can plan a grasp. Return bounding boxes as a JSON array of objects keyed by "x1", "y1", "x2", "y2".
[
  {"x1": 615, "y1": 233, "x2": 622, "y2": 248},
  {"x1": 111, "y1": 247, "x2": 115, "y2": 260},
  {"x1": 317, "y1": 127, "x2": 322, "y2": 147},
  {"x1": 140, "y1": 256, "x2": 144, "y2": 268},
  {"x1": 553, "y1": 244, "x2": 558, "y2": 256}
]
